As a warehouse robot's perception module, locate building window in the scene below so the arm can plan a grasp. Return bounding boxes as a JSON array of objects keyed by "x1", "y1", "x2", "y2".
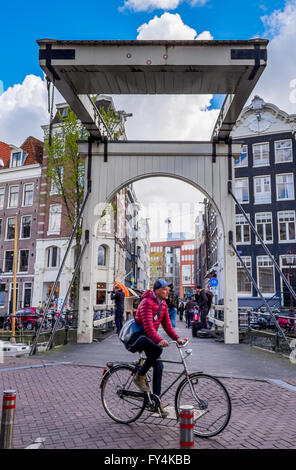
[
  {"x1": 10, "y1": 151, "x2": 22, "y2": 168},
  {"x1": 280, "y1": 254, "x2": 296, "y2": 308},
  {"x1": 182, "y1": 265, "x2": 192, "y2": 285},
  {"x1": 21, "y1": 216, "x2": 31, "y2": 239},
  {"x1": 50, "y1": 167, "x2": 64, "y2": 195},
  {"x1": 0, "y1": 187, "x2": 4, "y2": 208},
  {"x1": 236, "y1": 214, "x2": 250, "y2": 244},
  {"x1": 23, "y1": 282, "x2": 32, "y2": 308},
  {"x1": 253, "y1": 143, "x2": 269, "y2": 167},
  {"x1": 0, "y1": 284, "x2": 5, "y2": 307},
  {"x1": 234, "y1": 144, "x2": 248, "y2": 167},
  {"x1": 6, "y1": 217, "x2": 15, "y2": 240},
  {"x1": 276, "y1": 173, "x2": 294, "y2": 200},
  {"x1": 98, "y1": 245, "x2": 107, "y2": 266},
  {"x1": 96, "y1": 282, "x2": 106, "y2": 304},
  {"x1": 278, "y1": 211, "x2": 296, "y2": 242},
  {"x1": 254, "y1": 176, "x2": 271, "y2": 204},
  {"x1": 48, "y1": 204, "x2": 62, "y2": 235},
  {"x1": 255, "y1": 213, "x2": 273, "y2": 244},
  {"x1": 275, "y1": 139, "x2": 293, "y2": 163},
  {"x1": 23, "y1": 183, "x2": 34, "y2": 206},
  {"x1": 9, "y1": 283, "x2": 18, "y2": 313},
  {"x1": 19, "y1": 249, "x2": 29, "y2": 272},
  {"x1": 47, "y1": 246, "x2": 60, "y2": 268},
  {"x1": 4, "y1": 251, "x2": 14, "y2": 272},
  {"x1": 78, "y1": 163, "x2": 85, "y2": 187},
  {"x1": 234, "y1": 178, "x2": 249, "y2": 203},
  {"x1": 8, "y1": 186, "x2": 19, "y2": 208},
  {"x1": 257, "y1": 256, "x2": 275, "y2": 294},
  {"x1": 237, "y1": 257, "x2": 252, "y2": 295}
]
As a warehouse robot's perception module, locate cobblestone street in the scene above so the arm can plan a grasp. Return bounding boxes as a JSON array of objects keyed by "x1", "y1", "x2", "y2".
[{"x1": 1, "y1": 321, "x2": 296, "y2": 450}]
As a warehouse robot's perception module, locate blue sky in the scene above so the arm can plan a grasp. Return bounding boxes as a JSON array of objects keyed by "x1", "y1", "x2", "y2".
[
  {"x1": 0, "y1": 0, "x2": 295, "y2": 148},
  {"x1": 0, "y1": 0, "x2": 286, "y2": 90}
]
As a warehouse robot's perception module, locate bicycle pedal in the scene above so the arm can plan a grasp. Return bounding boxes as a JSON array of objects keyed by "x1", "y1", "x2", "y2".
[{"x1": 147, "y1": 405, "x2": 157, "y2": 412}]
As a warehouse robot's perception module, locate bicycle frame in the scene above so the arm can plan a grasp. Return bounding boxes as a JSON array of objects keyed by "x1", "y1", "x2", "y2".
[
  {"x1": 101, "y1": 340, "x2": 204, "y2": 407},
  {"x1": 158, "y1": 341, "x2": 204, "y2": 407},
  {"x1": 101, "y1": 338, "x2": 232, "y2": 434}
]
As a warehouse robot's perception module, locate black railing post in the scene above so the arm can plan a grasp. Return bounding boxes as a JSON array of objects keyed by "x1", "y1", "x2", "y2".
[{"x1": 275, "y1": 329, "x2": 280, "y2": 353}]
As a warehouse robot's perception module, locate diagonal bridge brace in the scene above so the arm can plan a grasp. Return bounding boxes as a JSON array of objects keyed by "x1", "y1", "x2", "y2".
[{"x1": 29, "y1": 137, "x2": 96, "y2": 355}]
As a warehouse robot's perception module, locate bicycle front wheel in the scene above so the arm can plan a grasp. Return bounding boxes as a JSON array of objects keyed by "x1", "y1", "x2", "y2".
[
  {"x1": 101, "y1": 365, "x2": 146, "y2": 424},
  {"x1": 175, "y1": 373, "x2": 231, "y2": 438}
]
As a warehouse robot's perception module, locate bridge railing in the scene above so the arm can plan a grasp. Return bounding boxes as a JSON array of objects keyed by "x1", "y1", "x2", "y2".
[
  {"x1": 208, "y1": 306, "x2": 296, "y2": 356},
  {"x1": 208, "y1": 306, "x2": 225, "y2": 329}
]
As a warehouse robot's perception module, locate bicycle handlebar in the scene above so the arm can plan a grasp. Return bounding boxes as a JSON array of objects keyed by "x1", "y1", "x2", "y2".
[{"x1": 168, "y1": 338, "x2": 189, "y2": 348}]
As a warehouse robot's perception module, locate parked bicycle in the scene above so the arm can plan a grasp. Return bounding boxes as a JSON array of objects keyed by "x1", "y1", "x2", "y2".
[{"x1": 100, "y1": 338, "x2": 231, "y2": 438}]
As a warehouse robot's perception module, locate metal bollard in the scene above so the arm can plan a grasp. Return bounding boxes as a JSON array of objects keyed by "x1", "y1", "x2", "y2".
[
  {"x1": 0, "y1": 390, "x2": 16, "y2": 449},
  {"x1": 179, "y1": 405, "x2": 194, "y2": 448}
]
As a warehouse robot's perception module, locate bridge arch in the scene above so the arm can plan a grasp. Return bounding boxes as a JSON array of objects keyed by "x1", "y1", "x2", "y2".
[
  {"x1": 77, "y1": 140, "x2": 240, "y2": 344},
  {"x1": 106, "y1": 172, "x2": 224, "y2": 229}
]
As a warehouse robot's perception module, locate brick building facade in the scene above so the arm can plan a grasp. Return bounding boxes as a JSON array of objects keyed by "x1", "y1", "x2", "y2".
[
  {"x1": 150, "y1": 234, "x2": 195, "y2": 298},
  {"x1": 0, "y1": 137, "x2": 43, "y2": 312}
]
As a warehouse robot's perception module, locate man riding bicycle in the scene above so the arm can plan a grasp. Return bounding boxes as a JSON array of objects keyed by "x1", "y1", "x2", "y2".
[{"x1": 132, "y1": 278, "x2": 185, "y2": 418}]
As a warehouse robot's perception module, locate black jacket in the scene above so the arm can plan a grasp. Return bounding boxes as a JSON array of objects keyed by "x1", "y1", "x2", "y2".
[
  {"x1": 111, "y1": 290, "x2": 125, "y2": 312},
  {"x1": 195, "y1": 290, "x2": 209, "y2": 311},
  {"x1": 185, "y1": 300, "x2": 196, "y2": 313},
  {"x1": 166, "y1": 292, "x2": 178, "y2": 309}
]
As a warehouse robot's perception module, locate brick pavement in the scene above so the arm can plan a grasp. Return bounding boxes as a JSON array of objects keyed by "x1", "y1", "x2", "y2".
[{"x1": 0, "y1": 359, "x2": 296, "y2": 449}]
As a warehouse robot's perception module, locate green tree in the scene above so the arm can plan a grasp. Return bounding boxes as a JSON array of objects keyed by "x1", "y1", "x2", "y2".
[
  {"x1": 99, "y1": 104, "x2": 125, "y2": 140},
  {"x1": 44, "y1": 104, "x2": 124, "y2": 308},
  {"x1": 45, "y1": 109, "x2": 87, "y2": 245}
]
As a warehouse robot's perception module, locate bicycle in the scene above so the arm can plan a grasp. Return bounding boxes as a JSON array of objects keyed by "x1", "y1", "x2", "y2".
[{"x1": 100, "y1": 338, "x2": 231, "y2": 438}]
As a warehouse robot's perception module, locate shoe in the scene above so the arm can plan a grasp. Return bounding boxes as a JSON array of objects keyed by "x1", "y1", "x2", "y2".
[
  {"x1": 133, "y1": 373, "x2": 150, "y2": 393},
  {"x1": 159, "y1": 404, "x2": 169, "y2": 419}
]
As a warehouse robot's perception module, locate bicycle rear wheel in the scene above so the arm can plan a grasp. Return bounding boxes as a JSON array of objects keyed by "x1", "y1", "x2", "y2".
[
  {"x1": 101, "y1": 365, "x2": 146, "y2": 424},
  {"x1": 175, "y1": 373, "x2": 231, "y2": 437}
]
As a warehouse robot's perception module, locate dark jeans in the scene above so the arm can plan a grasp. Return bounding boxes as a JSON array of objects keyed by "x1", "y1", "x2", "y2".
[
  {"x1": 132, "y1": 336, "x2": 163, "y2": 396},
  {"x1": 200, "y1": 309, "x2": 208, "y2": 329},
  {"x1": 186, "y1": 311, "x2": 193, "y2": 328},
  {"x1": 115, "y1": 310, "x2": 124, "y2": 334}
]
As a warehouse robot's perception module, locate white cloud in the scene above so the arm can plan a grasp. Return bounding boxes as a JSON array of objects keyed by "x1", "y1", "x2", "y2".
[
  {"x1": 113, "y1": 94, "x2": 219, "y2": 140},
  {"x1": 0, "y1": 74, "x2": 64, "y2": 146},
  {"x1": 137, "y1": 12, "x2": 213, "y2": 39},
  {"x1": 134, "y1": 177, "x2": 204, "y2": 241},
  {"x1": 251, "y1": 0, "x2": 296, "y2": 113},
  {"x1": 112, "y1": 13, "x2": 216, "y2": 140},
  {"x1": 0, "y1": 75, "x2": 48, "y2": 146},
  {"x1": 120, "y1": 0, "x2": 208, "y2": 13}
]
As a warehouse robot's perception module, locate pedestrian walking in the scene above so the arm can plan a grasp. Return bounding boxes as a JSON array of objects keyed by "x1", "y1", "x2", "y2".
[
  {"x1": 194, "y1": 286, "x2": 212, "y2": 329},
  {"x1": 185, "y1": 298, "x2": 195, "y2": 328},
  {"x1": 178, "y1": 300, "x2": 185, "y2": 321},
  {"x1": 111, "y1": 285, "x2": 125, "y2": 335},
  {"x1": 166, "y1": 285, "x2": 178, "y2": 328}
]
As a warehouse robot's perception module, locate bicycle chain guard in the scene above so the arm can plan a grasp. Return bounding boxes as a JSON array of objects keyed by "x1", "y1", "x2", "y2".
[{"x1": 146, "y1": 393, "x2": 161, "y2": 412}]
